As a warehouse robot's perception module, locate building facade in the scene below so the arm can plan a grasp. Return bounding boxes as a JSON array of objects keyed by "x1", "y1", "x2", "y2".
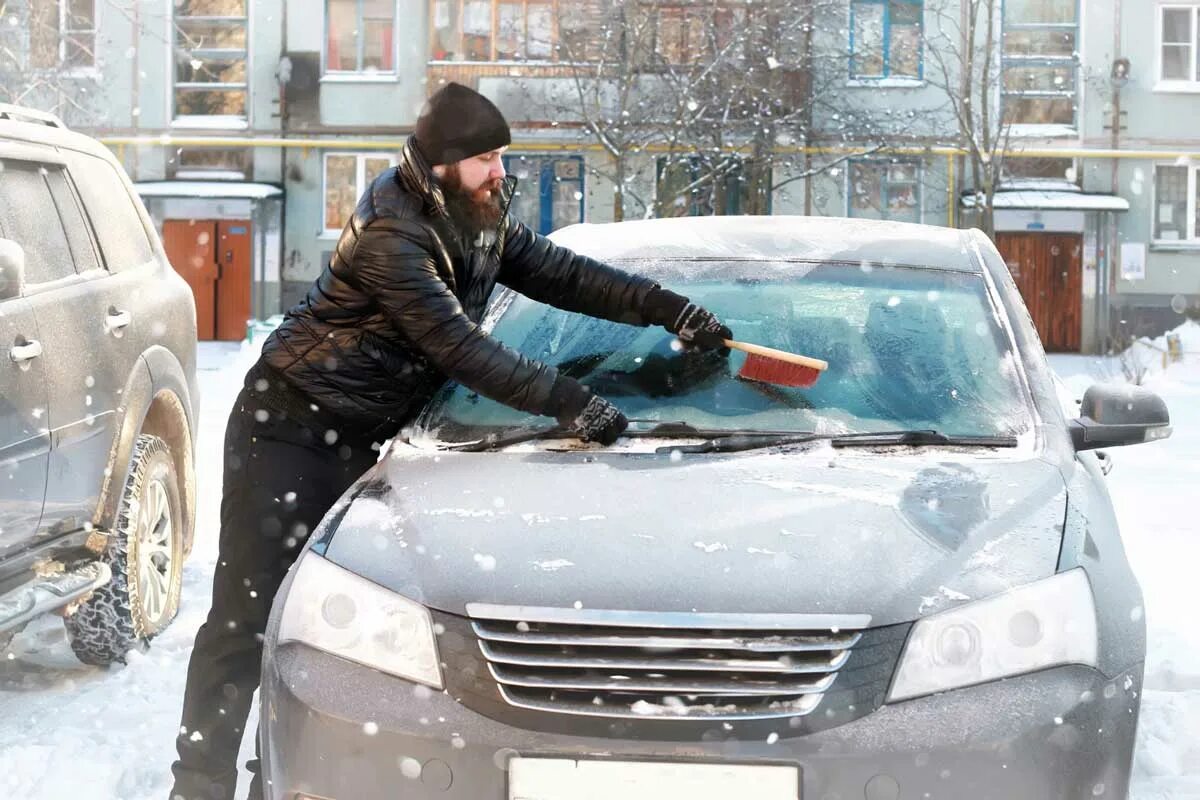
[{"x1": 3, "y1": 0, "x2": 1195, "y2": 350}]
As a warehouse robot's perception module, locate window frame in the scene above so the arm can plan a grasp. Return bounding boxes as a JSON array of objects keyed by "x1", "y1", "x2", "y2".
[
  {"x1": 429, "y1": 0, "x2": 561, "y2": 64},
  {"x1": 321, "y1": 151, "x2": 400, "y2": 236},
  {"x1": 655, "y1": 155, "x2": 773, "y2": 217},
  {"x1": 848, "y1": 0, "x2": 924, "y2": 82},
  {"x1": 1152, "y1": 162, "x2": 1200, "y2": 245},
  {"x1": 170, "y1": 0, "x2": 252, "y2": 129},
  {"x1": 1000, "y1": 0, "x2": 1080, "y2": 133},
  {"x1": 845, "y1": 157, "x2": 924, "y2": 224},
  {"x1": 1157, "y1": 4, "x2": 1200, "y2": 91},
  {"x1": 501, "y1": 153, "x2": 586, "y2": 234},
  {"x1": 29, "y1": 0, "x2": 98, "y2": 74},
  {"x1": 323, "y1": 0, "x2": 400, "y2": 76},
  {"x1": 0, "y1": 159, "x2": 86, "y2": 289}
]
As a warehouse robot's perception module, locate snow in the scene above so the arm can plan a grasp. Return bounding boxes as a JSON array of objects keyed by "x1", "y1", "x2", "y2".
[
  {"x1": 961, "y1": 190, "x2": 1130, "y2": 211},
  {"x1": 1, "y1": 322, "x2": 1198, "y2": 799},
  {"x1": 0, "y1": 337, "x2": 266, "y2": 800},
  {"x1": 133, "y1": 181, "x2": 283, "y2": 200}
]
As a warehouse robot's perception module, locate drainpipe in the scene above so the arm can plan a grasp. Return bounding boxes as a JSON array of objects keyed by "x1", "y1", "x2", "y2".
[
  {"x1": 1105, "y1": 0, "x2": 1125, "y2": 352},
  {"x1": 276, "y1": 0, "x2": 288, "y2": 322}
]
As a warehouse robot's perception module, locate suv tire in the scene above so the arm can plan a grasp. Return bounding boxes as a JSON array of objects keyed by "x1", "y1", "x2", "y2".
[{"x1": 65, "y1": 434, "x2": 184, "y2": 665}]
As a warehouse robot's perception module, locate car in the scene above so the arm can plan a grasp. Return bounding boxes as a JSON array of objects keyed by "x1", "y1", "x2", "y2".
[
  {"x1": 0, "y1": 104, "x2": 199, "y2": 665},
  {"x1": 259, "y1": 215, "x2": 1169, "y2": 800}
]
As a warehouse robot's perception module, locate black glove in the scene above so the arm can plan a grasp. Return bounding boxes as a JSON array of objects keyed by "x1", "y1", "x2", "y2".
[
  {"x1": 643, "y1": 288, "x2": 732, "y2": 351},
  {"x1": 547, "y1": 376, "x2": 629, "y2": 445}
]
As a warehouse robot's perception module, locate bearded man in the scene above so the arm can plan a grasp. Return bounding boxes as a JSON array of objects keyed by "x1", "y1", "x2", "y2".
[{"x1": 167, "y1": 82, "x2": 731, "y2": 800}]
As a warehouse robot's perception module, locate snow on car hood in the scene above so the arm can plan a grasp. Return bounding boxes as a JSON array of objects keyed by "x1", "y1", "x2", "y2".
[{"x1": 320, "y1": 445, "x2": 1067, "y2": 625}]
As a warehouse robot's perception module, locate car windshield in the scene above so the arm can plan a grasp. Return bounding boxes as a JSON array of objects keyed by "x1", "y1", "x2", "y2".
[{"x1": 418, "y1": 259, "x2": 1033, "y2": 443}]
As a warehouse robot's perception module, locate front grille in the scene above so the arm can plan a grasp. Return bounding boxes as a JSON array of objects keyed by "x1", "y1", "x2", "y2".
[{"x1": 467, "y1": 604, "x2": 870, "y2": 721}]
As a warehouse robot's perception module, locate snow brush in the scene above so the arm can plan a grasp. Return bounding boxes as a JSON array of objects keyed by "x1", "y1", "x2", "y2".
[{"x1": 726, "y1": 339, "x2": 828, "y2": 388}]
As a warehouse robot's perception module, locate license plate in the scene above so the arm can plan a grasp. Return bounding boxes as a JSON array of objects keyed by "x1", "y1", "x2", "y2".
[{"x1": 508, "y1": 757, "x2": 800, "y2": 800}]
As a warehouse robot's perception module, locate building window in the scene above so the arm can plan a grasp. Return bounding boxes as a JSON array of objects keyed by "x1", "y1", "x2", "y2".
[
  {"x1": 641, "y1": 3, "x2": 746, "y2": 66},
  {"x1": 847, "y1": 159, "x2": 921, "y2": 223},
  {"x1": 326, "y1": 0, "x2": 396, "y2": 73},
  {"x1": 172, "y1": 148, "x2": 251, "y2": 180},
  {"x1": 1159, "y1": 5, "x2": 1200, "y2": 85},
  {"x1": 1154, "y1": 164, "x2": 1200, "y2": 242},
  {"x1": 431, "y1": 0, "x2": 556, "y2": 62},
  {"x1": 324, "y1": 153, "x2": 398, "y2": 234},
  {"x1": 656, "y1": 157, "x2": 771, "y2": 217},
  {"x1": 849, "y1": 0, "x2": 922, "y2": 80},
  {"x1": 503, "y1": 155, "x2": 585, "y2": 234},
  {"x1": 173, "y1": 0, "x2": 249, "y2": 124},
  {"x1": 29, "y1": 0, "x2": 96, "y2": 70},
  {"x1": 1002, "y1": 0, "x2": 1078, "y2": 129}
]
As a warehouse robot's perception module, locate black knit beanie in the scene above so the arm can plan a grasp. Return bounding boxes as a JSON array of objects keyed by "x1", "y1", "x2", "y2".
[{"x1": 413, "y1": 82, "x2": 512, "y2": 166}]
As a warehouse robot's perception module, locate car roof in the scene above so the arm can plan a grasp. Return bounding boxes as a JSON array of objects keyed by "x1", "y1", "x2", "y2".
[
  {"x1": 548, "y1": 216, "x2": 982, "y2": 273},
  {"x1": 0, "y1": 113, "x2": 121, "y2": 165}
]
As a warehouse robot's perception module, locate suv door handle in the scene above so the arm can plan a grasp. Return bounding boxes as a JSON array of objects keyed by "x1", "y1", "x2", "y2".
[
  {"x1": 10, "y1": 339, "x2": 42, "y2": 363},
  {"x1": 105, "y1": 308, "x2": 132, "y2": 332}
]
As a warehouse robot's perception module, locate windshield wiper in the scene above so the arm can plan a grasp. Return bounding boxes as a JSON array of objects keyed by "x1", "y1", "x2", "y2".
[
  {"x1": 444, "y1": 421, "x2": 803, "y2": 453},
  {"x1": 653, "y1": 429, "x2": 1019, "y2": 455},
  {"x1": 829, "y1": 430, "x2": 1018, "y2": 448},
  {"x1": 653, "y1": 432, "x2": 821, "y2": 455},
  {"x1": 447, "y1": 426, "x2": 571, "y2": 452}
]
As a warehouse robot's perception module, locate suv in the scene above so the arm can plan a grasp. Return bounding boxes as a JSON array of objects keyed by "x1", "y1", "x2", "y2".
[{"x1": 0, "y1": 105, "x2": 198, "y2": 665}]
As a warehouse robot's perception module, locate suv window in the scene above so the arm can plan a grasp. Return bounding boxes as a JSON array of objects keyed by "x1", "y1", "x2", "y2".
[
  {"x1": 45, "y1": 167, "x2": 101, "y2": 274},
  {"x1": 66, "y1": 153, "x2": 154, "y2": 271},
  {"x1": 0, "y1": 160, "x2": 76, "y2": 285}
]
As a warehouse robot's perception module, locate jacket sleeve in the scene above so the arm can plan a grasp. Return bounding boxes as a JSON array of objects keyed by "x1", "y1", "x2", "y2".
[
  {"x1": 497, "y1": 217, "x2": 659, "y2": 326},
  {"x1": 351, "y1": 217, "x2": 560, "y2": 415}
]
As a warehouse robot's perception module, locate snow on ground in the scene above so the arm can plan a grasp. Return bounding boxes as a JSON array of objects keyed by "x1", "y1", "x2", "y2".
[
  {"x1": 0, "y1": 322, "x2": 1198, "y2": 800},
  {"x1": 0, "y1": 338, "x2": 266, "y2": 800}
]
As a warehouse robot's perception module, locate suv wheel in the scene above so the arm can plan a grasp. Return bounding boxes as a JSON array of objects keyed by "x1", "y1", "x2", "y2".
[{"x1": 65, "y1": 434, "x2": 184, "y2": 666}]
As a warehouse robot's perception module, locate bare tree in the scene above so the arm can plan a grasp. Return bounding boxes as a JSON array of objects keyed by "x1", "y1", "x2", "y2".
[
  {"x1": 0, "y1": 0, "x2": 105, "y2": 121},
  {"x1": 922, "y1": 0, "x2": 1017, "y2": 238},
  {"x1": 505, "y1": 0, "x2": 904, "y2": 222}
]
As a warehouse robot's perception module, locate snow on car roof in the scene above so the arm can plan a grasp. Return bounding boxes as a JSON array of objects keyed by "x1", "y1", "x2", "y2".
[{"x1": 548, "y1": 216, "x2": 980, "y2": 272}]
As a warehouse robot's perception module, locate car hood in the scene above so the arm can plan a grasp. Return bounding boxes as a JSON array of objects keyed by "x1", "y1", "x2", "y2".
[{"x1": 321, "y1": 445, "x2": 1067, "y2": 625}]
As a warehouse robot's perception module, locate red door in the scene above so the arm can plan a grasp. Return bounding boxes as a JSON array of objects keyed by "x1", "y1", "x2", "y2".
[
  {"x1": 163, "y1": 219, "x2": 252, "y2": 341},
  {"x1": 995, "y1": 233, "x2": 1082, "y2": 353},
  {"x1": 216, "y1": 221, "x2": 253, "y2": 342},
  {"x1": 163, "y1": 219, "x2": 218, "y2": 340}
]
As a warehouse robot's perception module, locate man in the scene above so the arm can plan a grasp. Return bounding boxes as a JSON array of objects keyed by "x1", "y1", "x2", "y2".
[{"x1": 168, "y1": 82, "x2": 731, "y2": 800}]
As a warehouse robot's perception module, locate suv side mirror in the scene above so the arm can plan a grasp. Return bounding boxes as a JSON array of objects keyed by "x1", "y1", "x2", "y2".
[
  {"x1": 0, "y1": 238, "x2": 24, "y2": 301},
  {"x1": 1070, "y1": 382, "x2": 1172, "y2": 451}
]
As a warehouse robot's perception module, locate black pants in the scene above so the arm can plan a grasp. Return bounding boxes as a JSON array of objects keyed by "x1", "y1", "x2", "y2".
[{"x1": 169, "y1": 387, "x2": 379, "y2": 800}]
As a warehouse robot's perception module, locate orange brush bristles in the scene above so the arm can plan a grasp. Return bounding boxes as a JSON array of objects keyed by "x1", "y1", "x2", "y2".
[{"x1": 736, "y1": 352, "x2": 823, "y2": 388}]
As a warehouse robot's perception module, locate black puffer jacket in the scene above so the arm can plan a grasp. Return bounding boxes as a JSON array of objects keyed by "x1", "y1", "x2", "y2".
[{"x1": 254, "y1": 141, "x2": 660, "y2": 440}]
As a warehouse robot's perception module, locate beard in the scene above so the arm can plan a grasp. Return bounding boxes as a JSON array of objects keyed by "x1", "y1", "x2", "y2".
[{"x1": 440, "y1": 164, "x2": 504, "y2": 243}]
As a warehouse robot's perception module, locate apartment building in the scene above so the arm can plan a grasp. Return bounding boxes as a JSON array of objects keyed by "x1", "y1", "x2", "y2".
[{"x1": 3, "y1": 0, "x2": 1194, "y2": 350}]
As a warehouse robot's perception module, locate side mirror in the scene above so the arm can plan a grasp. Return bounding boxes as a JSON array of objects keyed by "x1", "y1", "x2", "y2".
[
  {"x1": 1070, "y1": 382, "x2": 1171, "y2": 451},
  {"x1": 0, "y1": 238, "x2": 25, "y2": 301}
]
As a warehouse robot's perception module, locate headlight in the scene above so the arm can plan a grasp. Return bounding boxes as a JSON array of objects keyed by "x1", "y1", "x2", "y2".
[
  {"x1": 277, "y1": 554, "x2": 442, "y2": 689},
  {"x1": 888, "y1": 569, "x2": 1097, "y2": 703}
]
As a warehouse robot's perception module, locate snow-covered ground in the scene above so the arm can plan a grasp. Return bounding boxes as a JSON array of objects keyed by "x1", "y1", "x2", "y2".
[{"x1": 1, "y1": 323, "x2": 1198, "y2": 800}]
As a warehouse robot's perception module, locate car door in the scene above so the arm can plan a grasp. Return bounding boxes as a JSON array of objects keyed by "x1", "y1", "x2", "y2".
[
  {"x1": 1, "y1": 155, "x2": 133, "y2": 539},
  {"x1": 0, "y1": 160, "x2": 59, "y2": 550}
]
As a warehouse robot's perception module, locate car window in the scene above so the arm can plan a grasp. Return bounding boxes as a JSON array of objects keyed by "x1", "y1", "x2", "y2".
[
  {"x1": 44, "y1": 167, "x2": 102, "y2": 274},
  {"x1": 65, "y1": 153, "x2": 155, "y2": 271},
  {"x1": 0, "y1": 160, "x2": 77, "y2": 285},
  {"x1": 421, "y1": 260, "x2": 1034, "y2": 441}
]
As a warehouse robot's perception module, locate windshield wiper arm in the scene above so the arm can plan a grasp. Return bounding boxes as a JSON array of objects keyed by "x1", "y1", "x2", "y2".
[
  {"x1": 654, "y1": 432, "x2": 821, "y2": 455},
  {"x1": 829, "y1": 430, "x2": 1019, "y2": 448},
  {"x1": 447, "y1": 426, "x2": 569, "y2": 452}
]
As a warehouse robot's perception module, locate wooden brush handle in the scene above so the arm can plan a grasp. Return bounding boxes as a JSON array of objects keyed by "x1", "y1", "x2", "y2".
[{"x1": 723, "y1": 339, "x2": 829, "y2": 371}]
